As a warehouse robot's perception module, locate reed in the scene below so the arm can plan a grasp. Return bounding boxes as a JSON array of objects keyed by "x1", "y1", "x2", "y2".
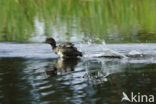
[{"x1": 0, "y1": 0, "x2": 156, "y2": 43}]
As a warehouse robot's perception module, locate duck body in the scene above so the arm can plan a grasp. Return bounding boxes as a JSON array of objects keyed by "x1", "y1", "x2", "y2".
[
  {"x1": 54, "y1": 42, "x2": 82, "y2": 58},
  {"x1": 45, "y1": 38, "x2": 82, "y2": 58}
]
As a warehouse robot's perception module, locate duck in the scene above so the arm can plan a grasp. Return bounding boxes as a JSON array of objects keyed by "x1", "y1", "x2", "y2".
[{"x1": 45, "y1": 37, "x2": 82, "y2": 58}]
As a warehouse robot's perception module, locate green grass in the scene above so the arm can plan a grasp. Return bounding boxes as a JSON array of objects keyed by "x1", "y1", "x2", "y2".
[{"x1": 0, "y1": 0, "x2": 156, "y2": 43}]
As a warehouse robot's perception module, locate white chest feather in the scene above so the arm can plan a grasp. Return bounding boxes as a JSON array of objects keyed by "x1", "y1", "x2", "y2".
[{"x1": 57, "y1": 51, "x2": 64, "y2": 57}]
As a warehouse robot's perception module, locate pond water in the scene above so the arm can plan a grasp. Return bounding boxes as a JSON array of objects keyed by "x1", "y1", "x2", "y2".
[{"x1": 0, "y1": 43, "x2": 156, "y2": 104}]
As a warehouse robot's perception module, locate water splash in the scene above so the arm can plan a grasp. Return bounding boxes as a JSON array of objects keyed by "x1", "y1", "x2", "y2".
[
  {"x1": 128, "y1": 50, "x2": 142, "y2": 56},
  {"x1": 0, "y1": 43, "x2": 156, "y2": 63}
]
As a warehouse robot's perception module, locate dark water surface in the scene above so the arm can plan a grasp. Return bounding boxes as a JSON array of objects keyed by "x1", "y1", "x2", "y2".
[{"x1": 0, "y1": 43, "x2": 156, "y2": 104}]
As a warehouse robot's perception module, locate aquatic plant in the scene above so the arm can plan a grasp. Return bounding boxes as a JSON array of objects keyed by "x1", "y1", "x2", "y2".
[{"x1": 0, "y1": 0, "x2": 156, "y2": 43}]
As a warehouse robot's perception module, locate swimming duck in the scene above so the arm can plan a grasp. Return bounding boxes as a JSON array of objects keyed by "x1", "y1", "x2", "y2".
[{"x1": 45, "y1": 38, "x2": 82, "y2": 58}]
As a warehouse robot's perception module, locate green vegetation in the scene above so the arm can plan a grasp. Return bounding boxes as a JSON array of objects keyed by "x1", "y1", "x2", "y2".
[{"x1": 0, "y1": 0, "x2": 156, "y2": 43}]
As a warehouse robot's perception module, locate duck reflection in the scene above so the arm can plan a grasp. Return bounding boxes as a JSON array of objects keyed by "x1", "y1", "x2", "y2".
[{"x1": 46, "y1": 58, "x2": 80, "y2": 76}]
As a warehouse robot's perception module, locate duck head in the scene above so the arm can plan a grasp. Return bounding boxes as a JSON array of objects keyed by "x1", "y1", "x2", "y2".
[{"x1": 45, "y1": 38, "x2": 56, "y2": 49}]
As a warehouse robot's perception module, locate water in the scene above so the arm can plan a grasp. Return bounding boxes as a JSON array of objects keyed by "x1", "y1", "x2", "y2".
[{"x1": 0, "y1": 43, "x2": 156, "y2": 104}]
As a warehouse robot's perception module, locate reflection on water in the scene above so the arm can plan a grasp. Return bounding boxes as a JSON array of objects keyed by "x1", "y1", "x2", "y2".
[
  {"x1": 0, "y1": 57, "x2": 156, "y2": 104},
  {"x1": 46, "y1": 58, "x2": 80, "y2": 76},
  {"x1": 1, "y1": 1, "x2": 156, "y2": 42},
  {"x1": 0, "y1": 43, "x2": 156, "y2": 104}
]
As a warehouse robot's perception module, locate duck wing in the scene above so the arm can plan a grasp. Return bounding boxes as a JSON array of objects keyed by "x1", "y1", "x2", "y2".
[
  {"x1": 57, "y1": 43, "x2": 82, "y2": 57},
  {"x1": 62, "y1": 48, "x2": 82, "y2": 57},
  {"x1": 58, "y1": 42, "x2": 74, "y2": 48}
]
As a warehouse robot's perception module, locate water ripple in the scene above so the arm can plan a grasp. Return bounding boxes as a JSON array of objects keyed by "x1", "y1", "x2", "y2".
[{"x1": 0, "y1": 43, "x2": 156, "y2": 104}]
